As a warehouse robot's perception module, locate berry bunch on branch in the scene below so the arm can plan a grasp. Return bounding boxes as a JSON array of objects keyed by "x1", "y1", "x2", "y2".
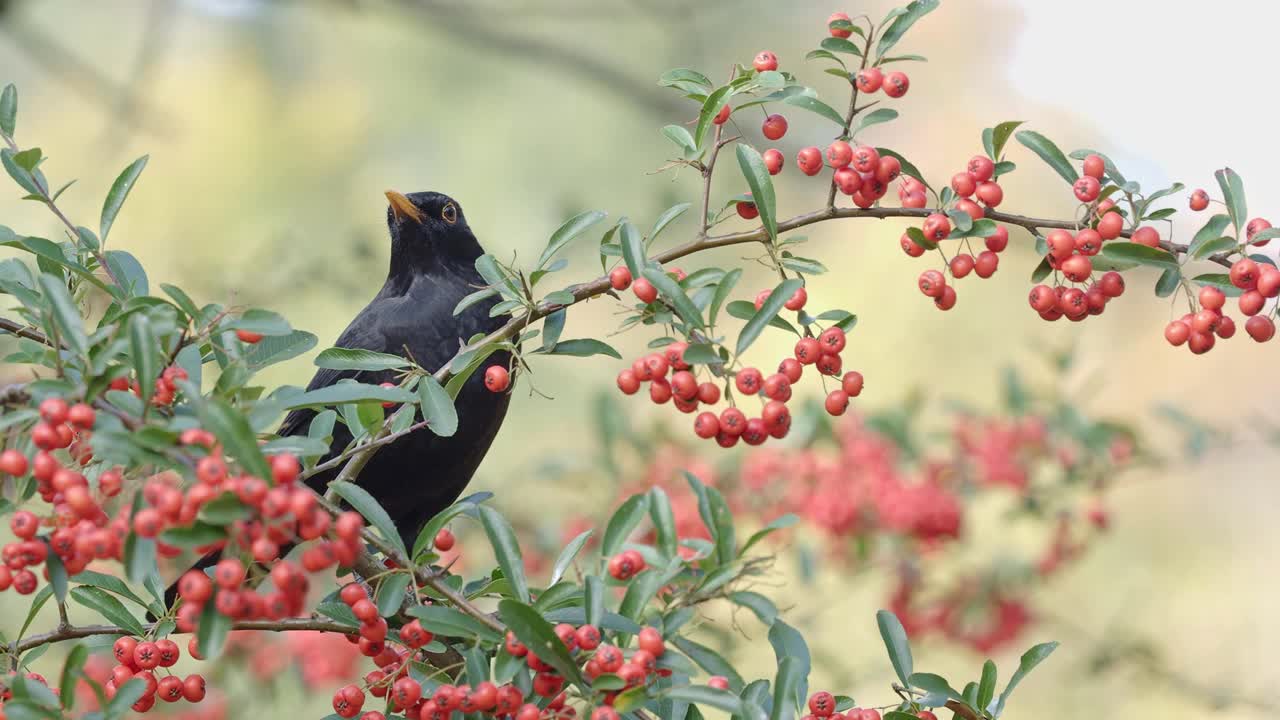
[{"x1": 0, "y1": 0, "x2": 1267, "y2": 718}]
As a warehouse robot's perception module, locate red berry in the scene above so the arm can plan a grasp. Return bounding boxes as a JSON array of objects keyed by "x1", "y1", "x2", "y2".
[
  {"x1": 1082, "y1": 154, "x2": 1106, "y2": 180},
  {"x1": 794, "y1": 337, "x2": 822, "y2": 364},
  {"x1": 784, "y1": 286, "x2": 807, "y2": 311},
  {"x1": 883, "y1": 71, "x2": 909, "y2": 97},
  {"x1": 851, "y1": 146, "x2": 880, "y2": 174},
  {"x1": 976, "y1": 181, "x2": 1003, "y2": 207},
  {"x1": 609, "y1": 267, "x2": 632, "y2": 290},
  {"x1": 808, "y1": 691, "x2": 836, "y2": 717},
  {"x1": 826, "y1": 141, "x2": 853, "y2": 169},
  {"x1": 818, "y1": 326, "x2": 846, "y2": 354},
  {"x1": 1189, "y1": 189, "x2": 1210, "y2": 211},
  {"x1": 1131, "y1": 226, "x2": 1160, "y2": 248},
  {"x1": 1073, "y1": 175, "x2": 1101, "y2": 202},
  {"x1": 1199, "y1": 285, "x2": 1226, "y2": 311},
  {"x1": 735, "y1": 367, "x2": 763, "y2": 395},
  {"x1": 923, "y1": 213, "x2": 951, "y2": 242},
  {"x1": 842, "y1": 371, "x2": 864, "y2": 397},
  {"x1": 828, "y1": 11, "x2": 853, "y2": 37},
  {"x1": 876, "y1": 156, "x2": 902, "y2": 184},
  {"x1": 633, "y1": 277, "x2": 658, "y2": 303},
  {"x1": 967, "y1": 156, "x2": 995, "y2": 182},
  {"x1": 761, "y1": 114, "x2": 788, "y2": 141},
  {"x1": 918, "y1": 269, "x2": 946, "y2": 298},
  {"x1": 974, "y1": 250, "x2": 999, "y2": 278},
  {"x1": 778, "y1": 358, "x2": 803, "y2": 383},
  {"x1": 797, "y1": 147, "x2": 823, "y2": 176},
  {"x1": 1247, "y1": 217, "x2": 1274, "y2": 246},
  {"x1": 753, "y1": 51, "x2": 778, "y2": 72},
  {"x1": 1246, "y1": 315, "x2": 1275, "y2": 342},
  {"x1": 855, "y1": 67, "x2": 883, "y2": 93},
  {"x1": 934, "y1": 285, "x2": 958, "y2": 311},
  {"x1": 825, "y1": 390, "x2": 849, "y2": 416},
  {"x1": 1231, "y1": 258, "x2": 1260, "y2": 290},
  {"x1": 697, "y1": 382, "x2": 721, "y2": 404},
  {"x1": 763, "y1": 148, "x2": 784, "y2": 175},
  {"x1": 950, "y1": 253, "x2": 974, "y2": 278},
  {"x1": 484, "y1": 365, "x2": 510, "y2": 392},
  {"x1": 214, "y1": 558, "x2": 245, "y2": 589},
  {"x1": 235, "y1": 329, "x2": 263, "y2": 344},
  {"x1": 712, "y1": 104, "x2": 731, "y2": 125},
  {"x1": 67, "y1": 403, "x2": 95, "y2": 429},
  {"x1": 0, "y1": 449, "x2": 27, "y2": 476},
  {"x1": 986, "y1": 225, "x2": 1009, "y2": 252},
  {"x1": 1095, "y1": 211, "x2": 1124, "y2": 240},
  {"x1": 434, "y1": 528, "x2": 455, "y2": 551},
  {"x1": 951, "y1": 172, "x2": 976, "y2": 198},
  {"x1": 39, "y1": 397, "x2": 69, "y2": 424},
  {"x1": 900, "y1": 233, "x2": 925, "y2": 257},
  {"x1": 1061, "y1": 254, "x2": 1093, "y2": 283},
  {"x1": 616, "y1": 369, "x2": 640, "y2": 395},
  {"x1": 736, "y1": 201, "x2": 759, "y2": 220},
  {"x1": 708, "y1": 676, "x2": 730, "y2": 690},
  {"x1": 719, "y1": 408, "x2": 747, "y2": 437},
  {"x1": 1239, "y1": 290, "x2": 1266, "y2": 316}
]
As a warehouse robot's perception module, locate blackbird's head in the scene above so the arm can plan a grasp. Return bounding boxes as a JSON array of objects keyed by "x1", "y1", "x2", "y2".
[{"x1": 384, "y1": 190, "x2": 483, "y2": 274}]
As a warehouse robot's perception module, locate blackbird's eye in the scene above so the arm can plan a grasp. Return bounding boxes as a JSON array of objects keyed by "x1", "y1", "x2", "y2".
[{"x1": 441, "y1": 203, "x2": 458, "y2": 224}]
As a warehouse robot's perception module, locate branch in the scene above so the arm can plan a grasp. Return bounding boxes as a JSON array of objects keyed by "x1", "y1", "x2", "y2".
[
  {"x1": 13, "y1": 617, "x2": 355, "y2": 655},
  {"x1": 0, "y1": 316, "x2": 53, "y2": 346}
]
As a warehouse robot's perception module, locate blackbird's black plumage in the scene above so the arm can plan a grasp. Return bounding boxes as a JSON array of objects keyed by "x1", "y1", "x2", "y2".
[{"x1": 164, "y1": 191, "x2": 510, "y2": 606}]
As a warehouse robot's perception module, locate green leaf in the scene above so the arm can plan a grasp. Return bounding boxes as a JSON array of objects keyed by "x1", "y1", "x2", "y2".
[
  {"x1": 37, "y1": 273, "x2": 88, "y2": 356},
  {"x1": 680, "y1": 343, "x2": 722, "y2": 365},
  {"x1": 196, "y1": 395, "x2": 272, "y2": 480},
  {"x1": 1188, "y1": 214, "x2": 1232, "y2": 258},
  {"x1": 1015, "y1": 130, "x2": 1077, "y2": 185},
  {"x1": 648, "y1": 486, "x2": 678, "y2": 559},
  {"x1": 315, "y1": 347, "x2": 411, "y2": 371},
  {"x1": 602, "y1": 493, "x2": 650, "y2": 558},
  {"x1": 650, "y1": 203, "x2": 691, "y2": 244},
  {"x1": 909, "y1": 673, "x2": 963, "y2": 702},
  {"x1": 993, "y1": 642, "x2": 1058, "y2": 717},
  {"x1": 550, "y1": 530, "x2": 592, "y2": 585},
  {"x1": 0, "y1": 84, "x2": 15, "y2": 137},
  {"x1": 497, "y1": 599, "x2": 585, "y2": 685},
  {"x1": 736, "y1": 144, "x2": 778, "y2": 241},
  {"x1": 417, "y1": 375, "x2": 458, "y2": 437},
  {"x1": 779, "y1": 256, "x2": 826, "y2": 275},
  {"x1": 694, "y1": 85, "x2": 734, "y2": 150},
  {"x1": 1, "y1": 148, "x2": 41, "y2": 195},
  {"x1": 69, "y1": 586, "x2": 144, "y2": 636},
  {"x1": 223, "y1": 308, "x2": 292, "y2": 336},
  {"x1": 620, "y1": 220, "x2": 646, "y2": 278},
  {"x1": 708, "y1": 267, "x2": 741, "y2": 327},
  {"x1": 480, "y1": 505, "x2": 529, "y2": 603},
  {"x1": 782, "y1": 94, "x2": 846, "y2": 127},
  {"x1": 1190, "y1": 237, "x2": 1237, "y2": 260},
  {"x1": 663, "y1": 125, "x2": 697, "y2": 155},
  {"x1": 1030, "y1": 256, "x2": 1053, "y2": 283},
  {"x1": 820, "y1": 37, "x2": 863, "y2": 56},
  {"x1": 1100, "y1": 242, "x2": 1178, "y2": 269},
  {"x1": 740, "y1": 513, "x2": 798, "y2": 555},
  {"x1": 18, "y1": 585, "x2": 52, "y2": 639},
  {"x1": 665, "y1": 686, "x2": 751, "y2": 716},
  {"x1": 876, "y1": 0, "x2": 940, "y2": 59},
  {"x1": 244, "y1": 330, "x2": 317, "y2": 371},
  {"x1": 805, "y1": 49, "x2": 846, "y2": 68},
  {"x1": 59, "y1": 643, "x2": 88, "y2": 710},
  {"x1": 582, "y1": 573, "x2": 605, "y2": 627},
  {"x1": 881, "y1": 54, "x2": 927, "y2": 64},
  {"x1": 728, "y1": 590, "x2": 778, "y2": 626},
  {"x1": 411, "y1": 492, "x2": 488, "y2": 559},
  {"x1": 329, "y1": 479, "x2": 408, "y2": 559},
  {"x1": 70, "y1": 570, "x2": 157, "y2": 615},
  {"x1": 105, "y1": 678, "x2": 148, "y2": 720},
  {"x1": 100, "y1": 156, "x2": 148, "y2": 243},
  {"x1": 977, "y1": 660, "x2": 998, "y2": 712},
  {"x1": 727, "y1": 300, "x2": 796, "y2": 334},
  {"x1": 455, "y1": 287, "x2": 498, "y2": 316},
  {"x1": 128, "y1": 314, "x2": 158, "y2": 407},
  {"x1": 44, "y1": 546, "x2": 67, "y2": 604},
  {"x1": 158, "y1": 521, "x2": 226, "y2": 549},
  {"x1": 283, "y1": 381, "x2": 416, "y2": 409},
  {"x1": 769, "y1": 656, "x2": 804, "y2": 720},
  {"x1": 736, "y1": 278, "x2": 803, "y2": 356},
  {"x1": 122, "y1": 535, "x2": 156, "y2": 586},
  {"x1": 986, "y1": 121, "x2": 1024, "y2": 160},
  {"x1": 196, "y1": 599, "x2": 232, "y2": 658},
  {"x1": 103, "y1": 249, "x2": 147, "y2": 296},
  {"x1": 642, "y1": 267, "x2": 705, "y2": 329},
  {"x1": 538, "y1": 210, "x2": 607, "y2": 270},
  {"x1": 659, "y1": 68, "x2": 713, "y2": 90},
  {"x1": 852, "y1": 108, "x2": 899, "y2": 136},
  {"x1": 877, "y1": 609, "x2": 914, "y2": 687},
  {"x1": 1215, "y1": 167, "x2": 1247, "y2": 234},
  {"x1": 374, "y1": 572, "x2": 412, "y2": 617},
  {"x1": 407, "y1": 603, "x2": 502, "y2": 642},
  {"x1": 1155, "y1": 267, "x2": 1181, "y2": 298},
  {"x1": 1190, "y1": 273, "x2": 1243, "y2": 297},
  {"x1": 545, "y1": 338, "x2": 622, "y2": 359}
]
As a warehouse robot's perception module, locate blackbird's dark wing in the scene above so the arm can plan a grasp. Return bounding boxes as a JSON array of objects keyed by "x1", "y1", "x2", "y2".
[{"x1": 275, "y1": 302, "x2": 399, "y2": 441}]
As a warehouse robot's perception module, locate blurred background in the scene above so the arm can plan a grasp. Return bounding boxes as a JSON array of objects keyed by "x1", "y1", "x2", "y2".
[{"x1": 2, "y1": 0, "x2": 1279, "y2": 717}]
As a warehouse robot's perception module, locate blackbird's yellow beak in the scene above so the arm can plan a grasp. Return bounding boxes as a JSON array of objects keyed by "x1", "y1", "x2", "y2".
[{"x1": 385, "y1": 190, "x2": 422, "y2": 224}]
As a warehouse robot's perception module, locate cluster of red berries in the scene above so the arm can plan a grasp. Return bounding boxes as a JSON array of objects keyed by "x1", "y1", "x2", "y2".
[
  {"x1": 101, "y1": 636, "x2": 206, "y2": 712},
  {"x1": 803, "y1": 689, "x2": 934, "y2": 720},
  {"x1": 606, "y1": 548, "x2": 647, "y2": 580},
  {"x1": 1162, "y1": 264, "x2": 1277, "y2": 350},
  {"x1": 612, "y1": 291, "x2": 863, "y2": 447},
  {"x1": 898, "y1": 156, "x2": 1011, "y2": 310}
]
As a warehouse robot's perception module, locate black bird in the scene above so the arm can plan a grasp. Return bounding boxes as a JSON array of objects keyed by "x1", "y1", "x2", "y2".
[{"x1": 166, "y1": 191, "x2": 511, "y2": 604}]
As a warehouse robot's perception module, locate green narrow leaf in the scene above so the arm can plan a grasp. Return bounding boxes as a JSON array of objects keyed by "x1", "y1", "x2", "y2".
[
  {"x1": 602, "y1": 494, "x2": 650, "y2": 558},
  {"x1": 374, "y1": 572, "x2": 412, "y2": 617},
  {"x1": 728, "y1": 590, "x2": 778, "y2": 626},
  {"x1": 877, "y1": 609, "x2": 914, "y2": 687},
  {"x1": 196, "y1": 600, "x2": 231, "y2": 659},
  {"x1": 418, "y1": 375, "x2": 459, "y2": 437},
  {"x1": 584, "y1": 574, "x2": 604, "y2": 627},
  {"x1": 497, "y1": 599, "x2": 585, "y2": 685},
  {"x1": 642, "y1": 267, "x2": 705, "y2": 329},
  {"x1": 648, "y1": 486, "x2": 678, "y2": 559},
  {"x1": 782, "y1": 94, "x2": 846, "y2": 127},
  {"x1": 1015, "y1": 130, "x2": 1077, "y2": 185},
  {"x1": 18, "y1": 585, "x2": 53, "y2": 639},
  {"x1": 545, "y1": 338, "x2": 622, "y2": 359},
  {"x1": 663, "y1": 125, "x2": 697, "y2": 154},
  {"x1": 909, "y1": 673, "x2": 963, "y2": 702},
  {"x1": 36, "y1": 274, "x2": 88, "y2": 357},
  {"x1": 44, "y1": 546, "x2": 67, "y2": 604},
  {"x1": 876, "y1": 0, "x2": 940, "y2": 59},
  {"x1": 105, "y1": 678, "x2": 147, "y2": 719},
  {"x1": 620, "y1": 221, "x2": 646, "y2": 278},
  {"x1": 1155, "y1": 267, "x2": 1181, "y2": 298},
  {"x1": 694, "y1": 86, "x2": 734, "y2": 150},
  {"x1": 69, "y1": 586, "x2": 144, "y2": 636},
  {"x1": 977, "y1": 660, "x2": 998, "y2": 712},
  {"x1": 196, "y1": 396, "x2": 272, "y2": 481},
  {"x1": 103, "y1": 249, "x2": 146, "y2": 296},
  {"x1": 100, "y1": 156, "x2": 148, "y2": 243},
  {"x1": 875, "y1": 148, "x2": 931, "y2": 192},
  {"x1": 329, "y1": 480, "x2": 408, "y2": 559},
  {"x1": 549, "y1": 530, "x2": 592, "y2": 585},
  {"x1": 988, "y1": 121, "x2": 1024, "y2": 160},
  {"x1": 283, "y1": 382, "x2": 416, "y2": 409},
  {"x1": 315, "y1": 347, "x2": 410, "y2": 371},
  {"x1": 993, "y1": 642, "x2": 1058, "y2": 717},
  {"x1": 58, "y1": 644, "x2": 88, "y2": 710},
  {"x1": 664, "y1": 686, "x2": 749, "y2": 717},
  {"x1": 538, "y1": 210, "x2": 607, "y2": 270},
  {"x1": 852, "y1": 108, "x2": 899, "y2": 136},
  {"x1": 769, "y1": 656, "x2": 804, "y2": 720},
  {"x1": 1100, "y1": 242, "x2": 1178, "y2": 269},
  {"x1": 1215, "y1": 167, "x2": 1247, "y2": 234},
  {"x1": 736, "y1": 278, "x2": 802, "y2": 357},
  {"x1": 479, "y1": 505, "x2": 529, "y2": 603},
  {"x1": 650, "y1": 203, "x2": 691, "y2": 244},
  {"x1": 0, "y1": 84, "x2": 15, "y2": 137},
  {"x1": 122, "y1": 535, "x2": 156, "y2": 586},
  {"x1": 1187, "y1": 214, "x2": 1232, "y2": 258},
  {"x1": 736, "y1": 144, "x2": 778, "y2": 241},
  {"x1": 820, "y1": 37, "x2": 863, "y2": 56},
  {"x1": 672, "y1": 636, "x2": 746, "y2": 692},
  {"x1": 128, "y1": 314, "x2": 158, "y2": 407},
  {"x1": 708, "y1": 267, "x2": 741, "y2": 327}
]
